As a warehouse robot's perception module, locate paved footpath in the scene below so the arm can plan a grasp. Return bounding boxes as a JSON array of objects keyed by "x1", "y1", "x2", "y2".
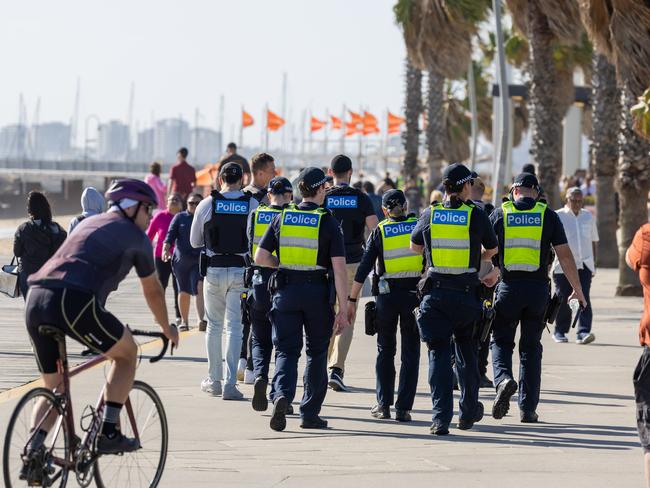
[{"x1": 0, "y1": 269, "x2": 645, "y2": 487}]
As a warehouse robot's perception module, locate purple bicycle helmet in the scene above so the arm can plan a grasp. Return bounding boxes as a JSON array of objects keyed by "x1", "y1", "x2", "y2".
[{"x1": 105, "y1": 178, "x2": 158, "y2": 207}]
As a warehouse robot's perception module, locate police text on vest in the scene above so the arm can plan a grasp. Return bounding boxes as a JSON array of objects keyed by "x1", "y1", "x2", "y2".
[
  {"x1": 383, "y1": 221, "x2": 416, "y2": 237},
  {"x1": 283, "y1": 212, "x2": 319, "y2": 227},
  {"x1": 214, "y1": 200, "x2": 250, "y2": 214},
  {"x1": 432, "y1": 209, "x2": 468, "y2": 225},
  {"x1": 326, "y1": 195, "x2": 358, "y2": 209},
  {"x1": 506, "y1": 213, "x2": 542, "y2": 227}
]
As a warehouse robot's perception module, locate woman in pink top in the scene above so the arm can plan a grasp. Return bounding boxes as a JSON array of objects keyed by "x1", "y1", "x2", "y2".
[
  {"x1": 147, "y1": 193, "x2": 183, "y2": 322},
  {"x1": 144, "y1": 162, "x2": 167, "y2": 211}
]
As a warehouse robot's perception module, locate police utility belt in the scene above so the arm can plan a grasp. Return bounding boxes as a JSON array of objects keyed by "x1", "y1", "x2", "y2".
[{"x1": 416, "y1": 268, "x2": 477, "y2": 300}]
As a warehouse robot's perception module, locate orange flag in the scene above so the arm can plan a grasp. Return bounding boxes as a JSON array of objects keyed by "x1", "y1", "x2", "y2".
[
  {"x1": 310, "y1": 116, "x2": 327, "y2": 132},
  {"x1": 267, "y1": 110, "x2": 285, "y2": 131},
  {"x1": 345, "y1": 121, "x2": 361, "y2": 137},
  {"x1": 330, "y1": 115, "x2": 342, "y2": 130},
  {"x1": 387, "y1": 112, "x2": 405, "y2": 125},
  {"x1": 362, "y1": 111, "x2": 380, "y2": 135},
  {"x1": 242, "y1": 110, "x2": 254, "y2": 128},
  {"x1": 348, "y1": 110, "x2": 363, "y2": 125}
]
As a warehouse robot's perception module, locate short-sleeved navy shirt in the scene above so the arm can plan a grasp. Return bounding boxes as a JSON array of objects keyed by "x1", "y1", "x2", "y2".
[
  {"x1": 258, "y1": 202, "x2": 345, "y2": 269},
  {"x1": 29, "y1": 211, "x2": 155, "y2": 305},
  {"x1": 411, "y1": 199, "x2": 498, "y2": 285},
  {"x1": 165, "y1": 211, "x2": 200, "y2": 258},
  {"x1": 490, "y1": 198, "x2": 568, "y2": 282}
]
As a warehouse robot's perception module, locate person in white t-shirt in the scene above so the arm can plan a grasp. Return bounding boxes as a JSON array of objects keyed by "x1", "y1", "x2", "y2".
[{"x1": 552, "y1": 187, "x2": 599, "y2": 344}]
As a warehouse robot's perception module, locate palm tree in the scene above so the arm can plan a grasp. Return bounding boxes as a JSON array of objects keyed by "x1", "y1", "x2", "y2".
[
  {"x1": 425, "y1": 71, "x2": 446, "y2": 190},
  {"x1": 506, "y1": 0, "x2": 584, "y2": 209},
  {"x1": 591, "y1": 54, "x2": 620, "y2": 268},
  {"x1": 580, "y1": 0, "x2": 650, "y2": 295},
  {"x1": 402, "y1": 58, "x2": 423, "y2": 186}
]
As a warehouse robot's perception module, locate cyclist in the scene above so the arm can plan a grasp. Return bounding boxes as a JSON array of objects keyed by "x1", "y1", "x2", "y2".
[{"x1": 24, "y1": 178, "x2": 179, "y2": 459}]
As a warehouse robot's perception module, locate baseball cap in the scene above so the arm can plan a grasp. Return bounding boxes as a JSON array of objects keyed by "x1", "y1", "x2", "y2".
[
  {"x1": 512, "y1": 172, "x2": 540, "y2": 189},
  {"x1": 219, "y1": 162, "x2": 243, "y2": 178},
  {"x1": 297, "y1": 167, "x2": 332, "y2": 190},
  {"x1": 443, "y1": 163, "x2": 478, "y2": 186},
  {"x1": 381, "y1": 189, "x2": 406, "y2": 209},
  {"x1": 331, "y1": 154, "x2": 352, "y2": 173},
  {"x1": 267, "y1": 176, "x2": 293, "y2": 195}
]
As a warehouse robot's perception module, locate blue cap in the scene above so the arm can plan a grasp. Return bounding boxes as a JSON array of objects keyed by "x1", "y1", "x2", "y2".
[{"x1": 267, "y1": 176, "x2": 293, "y2": 195}]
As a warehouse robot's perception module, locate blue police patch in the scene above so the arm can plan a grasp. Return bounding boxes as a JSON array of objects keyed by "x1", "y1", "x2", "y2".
[
  {"x1": 256, "y1": 210, "x2": 278, "y2": 225},
  {"x1": 282, "y1": 211, "x2": 319, "y2": 227},
  {"x1": 383, "y1": 221, "x2": 416, "y2": 237},
  {"x1": 326, "y1": 195, "x2": 358, "y2": 209},
  {"x1": 507, "y1": 213, "x2": 542, "y2": 227},
  {"x1": 214, "y1": 200, "x2": 250, "y2": 215},
  {"x1": 431, "y1": 209, "x2": 468, "y2": 225}
]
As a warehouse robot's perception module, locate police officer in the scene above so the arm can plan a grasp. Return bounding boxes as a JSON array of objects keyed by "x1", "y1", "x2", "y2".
[
  {"x1": 410, "y1": 163, "x2": 499, "y2": 435},
  {"x1": 348, "y1": 189, "x2": 422, "y2": 422},
  {"x1": 325, "y1": 154, "x2": 379, "y2": 391},
  {"x1": 246, "y1": 176, "x2": 294, "y2": 413},
  {"x1": 488, "y1": 172, "x2": 587, "y2": 423},
  {"x1": 190, "y1": 162, "x2": 259, "y2": 400},
  {"x1": 255, "y1": 167, "x2": 350, "y2": 431}
]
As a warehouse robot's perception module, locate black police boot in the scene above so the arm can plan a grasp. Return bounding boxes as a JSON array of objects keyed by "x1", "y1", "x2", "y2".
[
  {"x1": 328, "y1": 368, "x2": 347, "y2": 392},
  {"x1": 270, "y1": 396, "x2": 288, "y2": 432},
  {"x1": 300, "y1": 416, "x2": 328, "y2": 429},
  {"x1": 252, "y1": 376, "x2": 269, "y2": 412},
  {"x1": 479, "y1": 374, "x2": 494, "y2": 389},
  {"x1": 458, "y1": 402, "x2": 484, "y2": 430},
  {"x1": 395, "y1": 410, "x2": 412, "y2": 422},
  {"x1": 492, "y1": 378, "x2": 518, "y2": 420},
  {"x1": 370, "y1": 404, "x2": 391, "y2": 419},
  {"x1": 520, "y1": 410, "x2": 539, "y2": 423},
  {"x1": 286, "y1": 403, "x2": 294, "y2": 415},
  {"x1": 430, "y1": 422, "x2": 449, "y2": 436}
]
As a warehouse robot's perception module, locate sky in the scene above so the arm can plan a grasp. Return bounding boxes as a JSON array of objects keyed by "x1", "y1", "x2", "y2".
[{"x1": 1, "y1": 0, "x2": 407, "y2": 147}]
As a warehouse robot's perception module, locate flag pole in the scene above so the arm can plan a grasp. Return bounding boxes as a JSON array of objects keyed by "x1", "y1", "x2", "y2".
[
  {"x1": 308, "y1": 109, "x2": 313, "y2": 157},
  {"x1": 324, "y1": 109, "x2": 329, "y2": 158},
  {"x1": 340, "y1": 104, "x2": 346, "y2": 154},
  {"x1": 264, "y1": 104, "x2": 269, "y2": 151},
  {"x1": 239, "y1": 106, "x2": 244, "y2": 150},
  {"x1": 358, "y1": 106, "x2": 363, "y2": 174},
  {"x1": 300, "y1": 109, "x2": 306, "y2": 164}
]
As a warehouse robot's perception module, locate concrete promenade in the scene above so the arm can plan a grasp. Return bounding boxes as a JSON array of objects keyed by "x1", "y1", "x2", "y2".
[{"x1": 0, "y1": 268, "x2": 645, "y2": 487}]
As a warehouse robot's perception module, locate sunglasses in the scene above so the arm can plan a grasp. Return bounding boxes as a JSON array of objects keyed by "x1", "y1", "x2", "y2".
[
  {"x1": 187, "y1": 201, "x2": 200, "y2": 206},
  {"x1": 142, "y1": 204, "x2": 154, "y2": 217}
]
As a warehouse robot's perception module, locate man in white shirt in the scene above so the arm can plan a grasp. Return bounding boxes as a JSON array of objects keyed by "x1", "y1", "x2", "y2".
[
  {"x1": 190, "y1": 163, "x2": 259, "y2": 399},
  {"x1": 552, "y1": 187, "x2": 598, "y2": 344}
]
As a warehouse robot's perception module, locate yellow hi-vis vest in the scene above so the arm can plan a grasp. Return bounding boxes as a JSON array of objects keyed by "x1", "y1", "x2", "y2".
[
  {"x1": 502, "y1": 200, "x2": 546, "y2": 272},
  {"x1": 252, "y1": 205, "x2": 282, "y2": 261},
  {"x1": 378, "y1": 217, "x2": 422, "y2": 278},
  {"x1": 278, "y1": 207, "x2": 326, "y2": 271},
  {"x1": 429, "y1": 203, "x2": 475, "y2": 275}
]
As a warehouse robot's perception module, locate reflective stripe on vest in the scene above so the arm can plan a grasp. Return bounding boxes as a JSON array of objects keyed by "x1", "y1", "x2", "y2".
[
  {"x1": 502, "y1": 200, "x2": 546, "y2": 272},
  {"x1": 429, "y1": 203, "x2": 475, "y2": 275},
  {"x1": 378, "y1": 217, "x2": 422, "y2": 279},
  {"x1": 252, "y1": 206, "x2": 281, "y2": 261},
  {"x1": 278, "y1": 208, "x2": 326, "y2": 271}
]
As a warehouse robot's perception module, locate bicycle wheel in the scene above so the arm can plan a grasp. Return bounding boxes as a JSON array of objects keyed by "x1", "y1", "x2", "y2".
[
  {"x1": 3, "y1": 387, "x2": 70, "y2": 488},
  {"x1": 94, "y1": 380, "x2": 168, "y2": 488}
]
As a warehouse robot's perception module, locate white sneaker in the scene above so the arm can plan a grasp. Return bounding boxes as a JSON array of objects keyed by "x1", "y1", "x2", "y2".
[
  {"x1": 576, "y1": 332, "x2": 595, "y2": 345},
  {"x1": 237, "y1": 358, "x2": 246, "y2": 382},
  {"x1": 223, "y1": 384, "x2": 244, "y2": 400},
  {"x1": 552, "y1": 332, "x2": 568, "y2": 343},
  {"x1": 200, "y1": 378, "x2": 222, "y2": 396},
  {"x1": 244, "y1": 369, "x2": 255, "y2": 384}
]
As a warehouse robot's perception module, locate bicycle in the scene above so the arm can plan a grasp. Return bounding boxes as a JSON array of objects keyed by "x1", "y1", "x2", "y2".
[{"x1": 3, "y1": 325, "x2": 172, "y2": 487}]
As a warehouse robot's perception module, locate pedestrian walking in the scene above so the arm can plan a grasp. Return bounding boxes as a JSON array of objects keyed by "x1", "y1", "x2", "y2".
[
  {"x1": 168, "y1": 147, "x2": 196, "y2": 200},
  {"x1": 68, "y1": 187, "x2": 106, "y2": 234},
  {"x1": 145, "y1": 162, "x2": 167, "y2": 212},
  {"x1": 191, "y1": 162, "x2": 258, "y2": 400},
  {"x1": 255, "y1": 167, "x2": 350, "y2": 431},
  {"x1": 325, "y1": 154, "x2": 379, "y2": 391},
  {"x1": 348, "y1": 189, "x2": 422, "y2": 422},
  {"x1": 489, "y1": 172, "x2": 587, "y2": 424},
  {"x1": 13, "y1": 191, "x2": 67, "y2": 298},
  {"x1": 247, "y1": 176, "x2": 295, "y2": 413},
  {"x1": 218, "y1": 142, "x2": 252, "y2": 185},
  {"x1": 626, "y1": 223, "x2": 650, "y2": 488},
  {"x1": 552, "y1": 187, "x2": 598, "y2": 344},
  {"x1": 147, "y1": 193, "x2": 183, "y2": 324},
  {"x1": 163, "y1": 193, "x2": 206, "y2": 332},
  {"x1": 362, "y1": 181, "x2": 384, "y2": 221},
  {"x1": 410, "y1": 163, "x2": 498, "y2": 435}
]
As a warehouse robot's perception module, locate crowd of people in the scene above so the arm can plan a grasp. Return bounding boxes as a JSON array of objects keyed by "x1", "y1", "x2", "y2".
[{"x1": 13, "y1": 141, "x2": 650, "y2": 482}]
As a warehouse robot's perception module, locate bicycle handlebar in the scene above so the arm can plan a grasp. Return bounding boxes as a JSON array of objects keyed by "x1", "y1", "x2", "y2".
[{"x1": 128, "y1": 327, "x2": 173, "y2": 363}]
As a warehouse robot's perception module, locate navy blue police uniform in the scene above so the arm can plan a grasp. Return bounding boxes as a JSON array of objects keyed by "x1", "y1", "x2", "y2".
[{"x1": 489, "y1": 173, "x2": 568, "y2": 422}]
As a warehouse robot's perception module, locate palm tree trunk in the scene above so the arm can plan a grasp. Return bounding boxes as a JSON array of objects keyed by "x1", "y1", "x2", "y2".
[
  {"x1": 616, "y1": 86, "x2": 650, "y2": 296},
  {"x1": 402, "y1": 58, "x2": 422, "y2": 185},
  {"x1": 591, "y1": 54, "x2": 620, "y2": 268},
  {"x1": 527, "y1": 1, "x2": 564, "y2": 209},
  {"x1": 426, "y1": 71, "x2": 445, "y2": 191}
]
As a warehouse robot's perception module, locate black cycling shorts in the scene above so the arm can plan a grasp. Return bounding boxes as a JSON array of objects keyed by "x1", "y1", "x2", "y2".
[
  {"x1": 634, "y1": 346, "x2": 650, "y2": 453},
  {"x1": 25, "y1": 286, "x2": 125, "y2": 374}
]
